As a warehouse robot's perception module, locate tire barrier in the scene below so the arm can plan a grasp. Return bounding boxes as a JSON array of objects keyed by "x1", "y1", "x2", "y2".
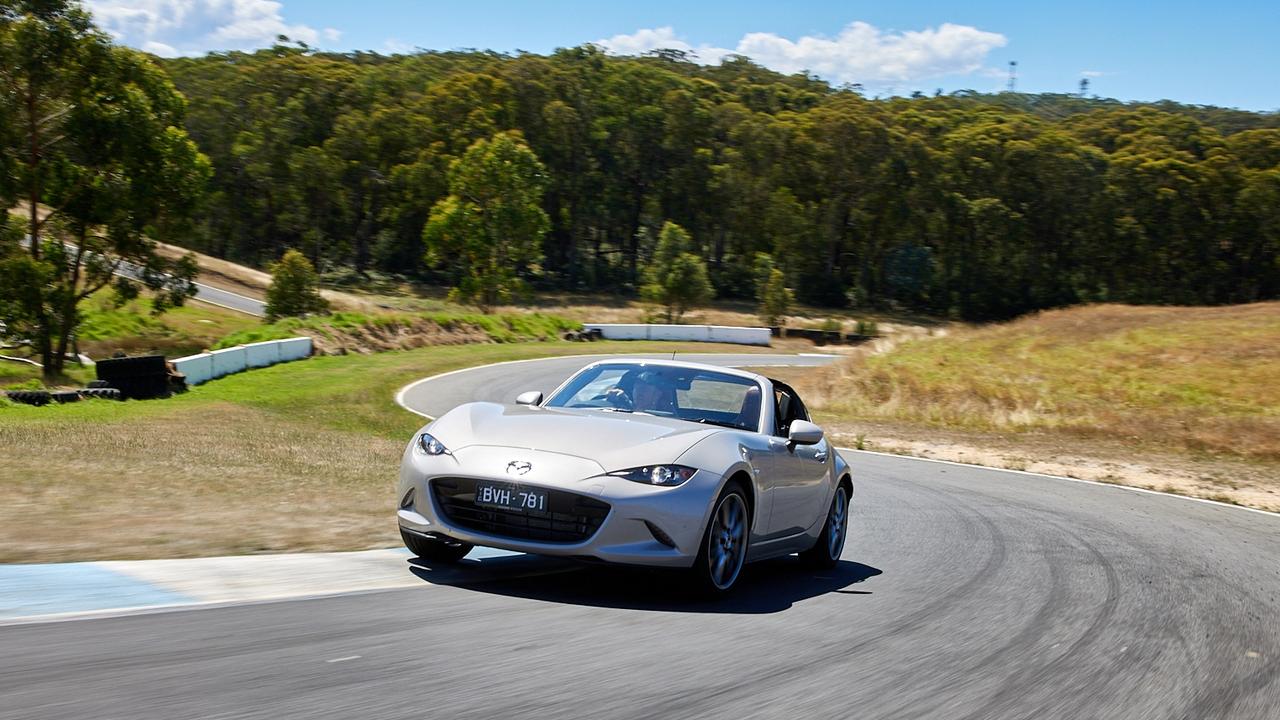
[
  {"x1": 581, "y1": 324, "x2": 771, "y2": 346},
  {"x1": 172, "y1": 336, "x2": 312, "y2": 387},
  {"x1": 51, "y1": 390, "x2": 81, "y2": 404},
  {"x1": 6, "y1": 387, "x2": 129, "y2": 406},
  {"x1": 5, "y1": 390, "x2": 51, "y2": 406}
]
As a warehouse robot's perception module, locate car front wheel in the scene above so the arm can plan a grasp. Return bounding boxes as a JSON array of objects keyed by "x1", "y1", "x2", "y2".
[
  {"x1": 690, "y1": 485, "x2": 750, "y2": 595},
  {"x1": 401, "y1": 529, "x2": 473, "y2": 563}
]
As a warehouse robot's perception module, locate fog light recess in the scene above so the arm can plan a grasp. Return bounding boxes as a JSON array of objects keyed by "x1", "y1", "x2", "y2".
[{"x1": 644, "y1": 520, "x2": 677, "y2": 548}]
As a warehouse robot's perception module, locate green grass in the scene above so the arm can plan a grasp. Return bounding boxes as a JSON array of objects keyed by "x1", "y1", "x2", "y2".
[
  {"x1": 0, "y1": 340, "x2": 774, "y2": 562},
  {"x1": 77, "y1": 291, "x2": 259, "y2": 358}
]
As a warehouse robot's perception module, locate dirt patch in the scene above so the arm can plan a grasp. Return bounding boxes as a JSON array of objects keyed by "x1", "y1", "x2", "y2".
[
  {"x1": 304, "y1": 318, "x2": 494, "y2": 355},
  {"x1": 823, "y1": 420, "x2": 1280, "y2": 513}
]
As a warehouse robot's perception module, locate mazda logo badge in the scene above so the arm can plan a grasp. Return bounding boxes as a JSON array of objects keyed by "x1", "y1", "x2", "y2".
[{"x1": 506, "y1": 461, "x2": 532, "y2": 476}]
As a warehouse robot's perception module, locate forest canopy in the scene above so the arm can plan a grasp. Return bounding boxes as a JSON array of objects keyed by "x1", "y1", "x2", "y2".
[{"x1": 158, "y1": 42, "x2": 1280, "y2": 320}]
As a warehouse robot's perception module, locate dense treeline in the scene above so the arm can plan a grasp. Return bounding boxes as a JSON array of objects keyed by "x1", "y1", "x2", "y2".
[{"x1": 161, "y1": 43, "x2": 1280, "y2": 319}]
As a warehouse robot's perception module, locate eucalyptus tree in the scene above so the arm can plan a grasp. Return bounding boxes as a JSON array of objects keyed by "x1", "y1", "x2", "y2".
[
  {"x1": 0, "y1": 1, "x2": 209, "y2": 377},
  {"x1": 423, "y1": 132, "x2": 549, "y2": 311}
]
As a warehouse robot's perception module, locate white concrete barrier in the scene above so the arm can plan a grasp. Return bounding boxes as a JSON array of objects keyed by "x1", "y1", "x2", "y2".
[
  {"x1": 708, "y1": 325, "x2": 771, "y2": 345},
  {"x1": 173, "y1": 353, "x2": 213, "y2": 385},
  {"x1": 583, "y1": 324, "x2": 770, "y2": 346},
  {"x1": 244, "y1": 340, "x2": 280, "y2": 368},
  {"x1": 176, "y1": 337, "x2": 313, "y2": 386},
  {"x1": 277, "y1": 337, "x2": 312, "y2": 361},
  {"x1": 210, "y1": 346, "x2": 247, "y2": 377}
]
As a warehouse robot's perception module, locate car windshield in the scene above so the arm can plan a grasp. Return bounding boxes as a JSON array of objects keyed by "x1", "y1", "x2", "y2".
[{"x1": 545, "y1": 363, "x2": 763, "y2": 432}]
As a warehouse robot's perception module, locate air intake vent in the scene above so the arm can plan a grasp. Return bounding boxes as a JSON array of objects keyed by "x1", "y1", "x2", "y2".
[{"x1": 432, "y1": 478, "x2": 610, "y2": 544}]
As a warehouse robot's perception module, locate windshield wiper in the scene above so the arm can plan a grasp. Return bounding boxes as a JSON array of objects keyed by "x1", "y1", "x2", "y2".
[
  {"x1": 692, "y1": 417, "x2": 745, "y2": 430},
  {"x1": 588, "y1": 407, "x2": 656, "y2": 416}
]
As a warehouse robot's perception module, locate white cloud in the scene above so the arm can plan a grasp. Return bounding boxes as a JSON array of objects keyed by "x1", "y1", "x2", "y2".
[
  {"x1": 593, "y1": 26, "x2": 733, "y2": 62},
  {"x1": 142, "y1": 40, "x2": 179, "y2": 57},
  {"x1": 1080, "y1": 70, "x2": 1108, "y2": 78},
  {"x1": 87, "y1": 0, "x2": 340, "y2": 56},
  {"x1": 595, "y1": 21, "x2": 1007, "y2": 87}
]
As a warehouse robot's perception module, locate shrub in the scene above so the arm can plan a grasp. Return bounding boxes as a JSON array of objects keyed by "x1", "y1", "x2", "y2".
[
  {"x1": 640, "y1": 221, "x2": 713, "y2": 323},
  {"x1": 265, "y1": 250, "x2": 330, "y2": 321},
  {"x1": 757, "y1": 268, "x2": 793, "y2": 325}
]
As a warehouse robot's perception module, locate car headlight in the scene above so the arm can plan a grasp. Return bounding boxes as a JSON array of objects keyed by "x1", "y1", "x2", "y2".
[
  {"x1": 609, "y1": 465, "x2": 697, "y2": 487},
  {"x1": 416, "y1": 432, "x2": 450, "y2": 456}
]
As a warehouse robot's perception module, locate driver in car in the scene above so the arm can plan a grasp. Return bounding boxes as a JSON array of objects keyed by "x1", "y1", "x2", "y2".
[
  {"x1": 632, "y1": 370, "x2": 676, "y2": 413},
  {"x1": 607, "y1": 369, "x2": 676, "y2": 413}
]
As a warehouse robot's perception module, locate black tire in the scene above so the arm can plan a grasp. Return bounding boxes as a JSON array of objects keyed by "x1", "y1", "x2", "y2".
[
  {"x1": 800, "y1": 482, "x2": 850, "y2": 569},
  {"x1": 401, "y1": 529, "x2": 473, "y2": 563},
  {"x1": 88, "y1": 380, "x2": 112, "y2": 389},
  {"x1": 689, "y1": 483, "x2": 751, "y2": 595},
  {"x1": 52, "y1": 390, "x2": 81, "y2": 404},
  {"x1": 80, "y1": 388, "x2": 123, "y2": 400},
  {"x1": 7, "y1": 390, "x2": 50, "y2": 406}
]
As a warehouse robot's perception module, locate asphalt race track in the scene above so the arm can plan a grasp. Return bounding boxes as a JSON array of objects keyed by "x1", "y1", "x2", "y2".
[{"x1": 3, "y1": 353, "x2": 1278, "y2": 719}]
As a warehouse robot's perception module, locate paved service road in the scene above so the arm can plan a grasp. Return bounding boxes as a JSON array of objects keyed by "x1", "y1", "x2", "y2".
[
  {"x1": 187, "y1": 281, "x2": 264, "y2": 316},
  {"x1": 24, "y1": 236, "x2": 266, "y2": 316},
  {"x1": 3, "y1": 354, "x2": 1279, "y2": 719},
  {"x1": 114, "y1": 255, "x2": 265, "y2": 316}
]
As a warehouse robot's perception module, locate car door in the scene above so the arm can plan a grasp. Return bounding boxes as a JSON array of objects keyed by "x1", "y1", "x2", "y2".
[{"x1": 763, "y1": 385, "x2": 829, "y2": 538}]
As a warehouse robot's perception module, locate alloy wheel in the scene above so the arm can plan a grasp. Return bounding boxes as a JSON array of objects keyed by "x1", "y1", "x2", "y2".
[{"x1": 708, "y1": 493, "x2": 748, "y2": 590}]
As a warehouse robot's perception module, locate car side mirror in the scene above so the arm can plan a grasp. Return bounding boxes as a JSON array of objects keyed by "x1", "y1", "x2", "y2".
[
  {"x1": 515, "y1": 390, "x2": 543, "y2": 406},
  {"x1": 788, "y1": 420, "x2": 824, "y2": 446}
]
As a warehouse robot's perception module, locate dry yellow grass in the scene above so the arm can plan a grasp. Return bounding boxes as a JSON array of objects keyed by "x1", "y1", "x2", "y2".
[{"x1": 799, "y1": 303, "x2": 1280, "y2": 460}]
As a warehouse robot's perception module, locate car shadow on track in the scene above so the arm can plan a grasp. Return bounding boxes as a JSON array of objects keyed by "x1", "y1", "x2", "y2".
[{"x1": 408, "y1": 554, "x2": 882, "y2": 614}]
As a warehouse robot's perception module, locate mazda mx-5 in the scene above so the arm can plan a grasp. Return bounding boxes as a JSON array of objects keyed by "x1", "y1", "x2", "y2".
[{"x1": 396, "y1": 359, "x2": 852, "y2": 593}]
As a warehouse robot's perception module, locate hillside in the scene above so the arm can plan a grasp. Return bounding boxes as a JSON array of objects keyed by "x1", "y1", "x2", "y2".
[
  {"x1": 780, "y1": 302, "x2": 1280, "y2": 510},
  {"x1": 159, "y1": 48, "x2": 1280, "y2": 320}
]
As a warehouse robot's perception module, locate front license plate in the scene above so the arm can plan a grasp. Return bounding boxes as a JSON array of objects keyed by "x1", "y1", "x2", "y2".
[{"x1": 474, "y1": 481, "x2": 548, "y2": 513}]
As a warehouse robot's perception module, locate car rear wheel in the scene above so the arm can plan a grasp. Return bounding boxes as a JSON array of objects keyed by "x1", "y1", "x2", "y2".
[
  {"x1": 400, "y1": 529, "x2": 473, "y2": 563},
  {"x1": 801, "y1": 484, "x2": 848, "y2": 569},
  {"x1": 690, "y1": 485, "x2": 750, "y2": 595}
]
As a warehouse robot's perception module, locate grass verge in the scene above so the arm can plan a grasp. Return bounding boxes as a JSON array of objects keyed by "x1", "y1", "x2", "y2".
[{"x1": 0, "y1": 340, "x2": 775, "y2": 562}]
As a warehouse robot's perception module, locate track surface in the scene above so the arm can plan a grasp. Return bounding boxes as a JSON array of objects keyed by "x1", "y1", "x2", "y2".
[{"x1": 4, "y1": 354, "x2": 1279, "y2": 719}]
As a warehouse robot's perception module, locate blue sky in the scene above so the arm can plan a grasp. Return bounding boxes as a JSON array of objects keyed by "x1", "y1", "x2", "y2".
[{"x1": 87, "y1": 1, "x2": 1279, "y2": 110}]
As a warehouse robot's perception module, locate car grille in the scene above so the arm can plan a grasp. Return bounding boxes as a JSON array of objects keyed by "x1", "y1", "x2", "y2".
[{"x1": 431, "y1": 477, "x2": 611, "y2": 544}]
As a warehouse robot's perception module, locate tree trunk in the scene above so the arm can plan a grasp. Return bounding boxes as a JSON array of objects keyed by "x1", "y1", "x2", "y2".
[
  {"x1": 48, "y1": 229, "x2": 87, "y2": 380},
  {"x1": 26, "y1": 79, "x2": 41, "y2": 260}
]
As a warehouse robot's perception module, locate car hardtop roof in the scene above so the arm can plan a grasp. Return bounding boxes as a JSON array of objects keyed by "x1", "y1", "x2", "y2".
[{"x1": 579, "y1": 357, "x2": 769, "y2": 384}]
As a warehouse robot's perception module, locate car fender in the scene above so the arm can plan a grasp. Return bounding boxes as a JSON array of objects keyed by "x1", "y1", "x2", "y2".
[{"x1": 675, "y1": 430, "x2": 774, "y2": 539}]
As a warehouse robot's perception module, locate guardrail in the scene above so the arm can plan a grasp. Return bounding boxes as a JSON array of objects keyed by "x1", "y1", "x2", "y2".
[
  {"x1": 172, "y1": 337, "x2": 313, "y2": 386},
  {"x1": 581, "y1": 323, "x2": 771, "y2": 346}
]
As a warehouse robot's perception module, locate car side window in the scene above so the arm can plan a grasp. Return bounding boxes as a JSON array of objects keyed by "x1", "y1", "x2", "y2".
[
  {"x1": 774, "y1": 390, "x2": 792, "y2": 437},
  {"x1": 772, "y1": 383, "x2": 810, "y2": 437}
]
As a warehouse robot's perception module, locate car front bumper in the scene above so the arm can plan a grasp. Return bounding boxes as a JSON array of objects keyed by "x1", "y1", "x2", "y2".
[{"x1": 397, "y1": 445, "x2": 721, "y2": 568}]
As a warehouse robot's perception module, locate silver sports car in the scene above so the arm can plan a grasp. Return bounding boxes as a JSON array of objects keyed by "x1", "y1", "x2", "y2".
[{"x1": 397, "y1": 358, "x2": 852, "y2": 593}]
